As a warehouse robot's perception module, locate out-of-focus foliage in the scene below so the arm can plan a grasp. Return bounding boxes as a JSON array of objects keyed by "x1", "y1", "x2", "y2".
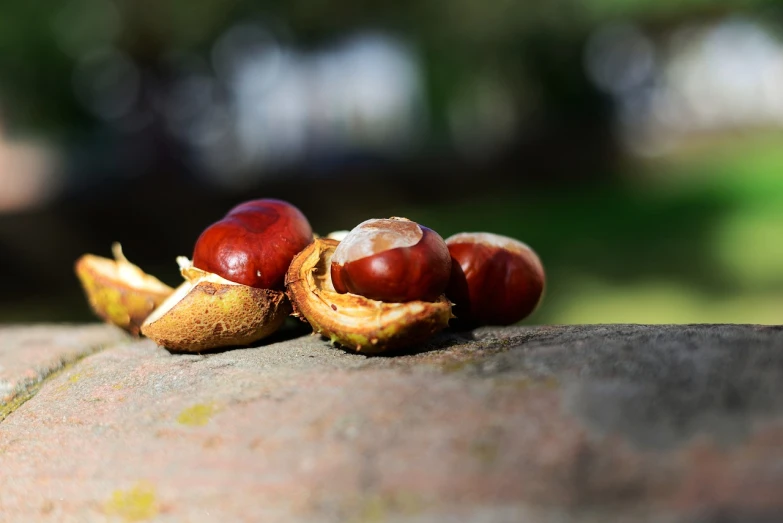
[
  {"x1": 1, "y1": 0, "x2": 774, "y2": 132},
  {"x1": 1, "y1": 0, "x2": 783, "y2": 326}
]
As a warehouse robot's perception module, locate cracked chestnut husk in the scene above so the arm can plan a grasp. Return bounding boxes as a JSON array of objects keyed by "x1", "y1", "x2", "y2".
[
  {"x1": 285, "y1": 238, "x2": 453, "y2": 354},
  {"x1": 140, "y1": 258, "x2": 290, "y2": 352},
  {"x1": 141, "y1": 199, "x2": 312, "y2": 352},
  {"x1": 75, "y1": 243, "x2": 174, "y2": 336}
]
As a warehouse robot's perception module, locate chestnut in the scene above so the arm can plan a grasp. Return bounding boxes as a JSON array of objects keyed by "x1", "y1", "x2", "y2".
[
  {"x1": 330, "y1": 217, "x2": 451, "y2": 303},
  {"x1": 193, "y1": 199, "x2": 313, "y2": 290},
  {"x1": 445, "y1": 232, "x2": 544, "y2": 327}
]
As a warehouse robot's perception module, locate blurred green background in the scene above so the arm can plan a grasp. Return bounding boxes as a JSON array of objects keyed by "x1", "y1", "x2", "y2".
[{"x1": 1, "y1": 0, "x2": 782, "y2": 325}]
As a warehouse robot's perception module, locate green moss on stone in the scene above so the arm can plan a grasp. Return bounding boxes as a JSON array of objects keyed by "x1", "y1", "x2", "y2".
[
  {"x1": 104, "y1": 481, "x2": 159, "y2": 521},
  {"x1": 470, "y1": 439, "x2": 499, "y2": 465},
  {"x1": 176, "y1": 403, "x2": 217, "y2": 426},
  {"x1": 348, "y1": 492, "x2": 424, "y2": 523}
]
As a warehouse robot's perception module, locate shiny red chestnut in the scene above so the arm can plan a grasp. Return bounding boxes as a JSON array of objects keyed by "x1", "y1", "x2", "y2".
[
  {"x1": 445, "y1": 232, "x2": 544, "y2": 326},
  {"x1": 193, "y1": 199, "x2": 313, "y2": 290},
  {"x1": 330, "y1": 217, "x2": 451, "y2": 303}
]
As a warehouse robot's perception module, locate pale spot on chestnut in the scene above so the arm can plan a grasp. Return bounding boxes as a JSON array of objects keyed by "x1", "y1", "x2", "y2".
[{"x1": 331, "y1": 218, "x2": 422, "y2": 265}]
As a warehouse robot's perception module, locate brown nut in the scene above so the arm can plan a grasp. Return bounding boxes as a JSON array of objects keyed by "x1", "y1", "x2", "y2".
[
  {"x1": 330, "y1": 217, "x2": 451, "y2": 303},
  {"x1": 445, "y1": 232, "x2": 544, "y2": 327},
  {"x1": 192, "y1": 199, "x2": 313, "y2": 290}
]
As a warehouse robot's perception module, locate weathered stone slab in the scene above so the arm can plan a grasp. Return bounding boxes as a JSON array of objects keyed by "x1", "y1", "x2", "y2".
[
  {"x1": 0, "y1": 324, "x2": 781, "y2": 522},
  {"x1": 0, "y1": 324, "x2": 127, "y2": 410}
]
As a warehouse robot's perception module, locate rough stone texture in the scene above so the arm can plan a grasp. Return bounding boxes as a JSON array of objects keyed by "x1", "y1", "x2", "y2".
[
  {"x1": 0, "y1": 324, "x2": 127, "y2": 407},
  {"x1": 0, "y1": 323, "x2": 782, "y2": 522}
]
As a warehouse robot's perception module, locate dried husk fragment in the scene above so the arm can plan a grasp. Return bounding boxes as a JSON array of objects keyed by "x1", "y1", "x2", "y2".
[
  {"x1": 141, "y1": 259, "x2": 290, "y2": 352},
  {"x1": 75, "y1": 243, "x2": 174, "y2": 335}
]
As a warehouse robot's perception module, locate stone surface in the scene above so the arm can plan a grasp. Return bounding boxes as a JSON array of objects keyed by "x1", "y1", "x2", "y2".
[
  {"x1": 0, "y1": 323, "x2": 782, "y2": 522},
  {"x1": 0, "y1": 324, "x2": 127, "y2": 409}
]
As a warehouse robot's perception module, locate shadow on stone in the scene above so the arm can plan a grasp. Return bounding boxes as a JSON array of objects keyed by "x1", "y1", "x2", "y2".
[
  {"x1": 163, "y1": 318, "x2": 314, "y2": 356},
  {"x1": 472, "y1": 324, "x2": 783, "y2": 449},
  {"x1": 359, "y1": 330, "x2": 478, "y2": 358},
  {"x1": 695, "y1": 508, "x2": 783, "y2": 523}
]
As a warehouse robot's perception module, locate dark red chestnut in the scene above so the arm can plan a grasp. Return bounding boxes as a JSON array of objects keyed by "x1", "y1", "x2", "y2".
[
  {"x1": 445, "y1": 232, "x2": 544, "y2": 326},
  {"x1": 193, "y1": 199, "x2": 313, "y2": 290},
  {"x1": 330, "y1": 217, "x2": 451, "y2": 303}
]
